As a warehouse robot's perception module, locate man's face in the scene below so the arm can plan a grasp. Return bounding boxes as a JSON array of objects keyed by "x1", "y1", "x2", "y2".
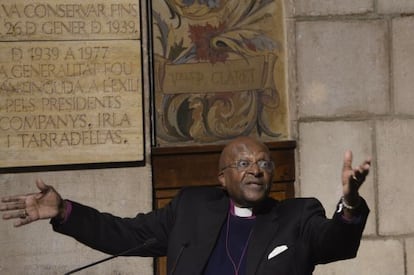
[{"x1": 218, "y1": 138, "x2": 274, "y2": 207}]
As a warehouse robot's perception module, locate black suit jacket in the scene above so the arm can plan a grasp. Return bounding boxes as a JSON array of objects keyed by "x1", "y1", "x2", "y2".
[{"x1": 52, "y1": 187, "x2": 369, "y2": 275}]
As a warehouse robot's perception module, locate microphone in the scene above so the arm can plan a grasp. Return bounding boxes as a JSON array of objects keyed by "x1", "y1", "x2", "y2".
[
  {"x1": 64, "y1": 238, "x2": 157, "y2": 275},
  {"x1": 170, "y1": 241, "x2": 189, "y2": 275}
]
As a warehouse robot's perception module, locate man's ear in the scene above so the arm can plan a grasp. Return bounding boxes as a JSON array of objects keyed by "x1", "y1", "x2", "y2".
[{"x1": 218, "y1": 172, "x2": 226, "y2": 187}]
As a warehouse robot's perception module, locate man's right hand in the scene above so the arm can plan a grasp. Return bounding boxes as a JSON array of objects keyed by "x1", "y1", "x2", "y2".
[{"x1": 0, "y1": 179, "x2": 64, "y2": 227}]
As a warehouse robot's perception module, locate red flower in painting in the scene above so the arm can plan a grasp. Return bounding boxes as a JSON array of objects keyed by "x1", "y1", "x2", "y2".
[{"x1": 188, "y1": 22, "x2": 228, "y2": 64}]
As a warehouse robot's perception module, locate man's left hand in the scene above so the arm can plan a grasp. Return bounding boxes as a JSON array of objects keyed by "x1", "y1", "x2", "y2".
[{"x1": 342, "y1": 150, "x2": 371, "y2": 207}]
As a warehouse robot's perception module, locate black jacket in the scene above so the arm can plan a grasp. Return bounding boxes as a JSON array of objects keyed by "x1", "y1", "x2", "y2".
[{"x1": 52, "y1": 186, "x2": 369, "y2": 274}]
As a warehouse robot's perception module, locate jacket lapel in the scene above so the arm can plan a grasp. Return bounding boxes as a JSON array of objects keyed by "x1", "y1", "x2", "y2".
[{"x1": 246, "y1": 200, "x2": 280, "y2": 275}]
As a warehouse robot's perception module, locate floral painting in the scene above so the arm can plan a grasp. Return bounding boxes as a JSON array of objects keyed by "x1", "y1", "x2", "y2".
[{"x1": 152, "y1": 0, "x2": 288, "y2": 145}]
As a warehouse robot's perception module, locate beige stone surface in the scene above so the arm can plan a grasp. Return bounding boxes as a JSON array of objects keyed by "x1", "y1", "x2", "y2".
[
  {"x1": 0, "y1": 0, "x2": 140, "y2": 41},
  {"x1": 0, "y1": 167, "x2": 153, "y2": 274},
  {"x1": 0, "y1": 0, "x2": 153, "y2": 274},
  {"x1": 0, "y1": 40, "x2": 144, "y2": 167},
  {"x1": 298, "y1": 121, "x2": 375, "y2": 235},
  {"x1": 296, "y1": 20, "x2": 389, "y2": 117},
  {"x1": 0, "y1": 246, "x2": 151, "y2": 275},
  {"x1": 407, "y1": 238, "x2": 414, "y2": 275},
  {"x1": 294, "y1": 0, "x2": 373, "y2": 16},
  {"x1": 314, "y1": 239, "x2": 405, "y2": 275},
  {"x1": 377, "y1": 119, "x2": 414, "y2": 235},
  {"x1": 392, "y1": 17, "x2": 414, "y2": 115},
  {"x1": 378, "y1": 0, "x2": 414, "y2": 14}
]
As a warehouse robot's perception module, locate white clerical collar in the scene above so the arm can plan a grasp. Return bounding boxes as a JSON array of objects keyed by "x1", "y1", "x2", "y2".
[
  {"x1": 234, "y1": 206, "x2": 253, "y2": 217},
  {"x1": 230, "y1": 200, "x2": 254, "y2": 217}
]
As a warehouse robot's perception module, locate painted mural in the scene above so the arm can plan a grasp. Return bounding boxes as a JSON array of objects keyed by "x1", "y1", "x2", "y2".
[{"x1": 152, "y1": 0, "x2": 288, "y2": 145}]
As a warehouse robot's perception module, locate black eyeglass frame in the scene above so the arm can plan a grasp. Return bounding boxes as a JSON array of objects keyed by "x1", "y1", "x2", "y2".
[{"x1": 220, "y1": 159, "x2": 275, "y2": 173}]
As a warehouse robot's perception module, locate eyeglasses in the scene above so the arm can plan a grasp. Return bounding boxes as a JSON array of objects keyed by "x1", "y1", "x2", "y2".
[{"x1": 221, "y1": 159, "x2": 274, "y2": 172}]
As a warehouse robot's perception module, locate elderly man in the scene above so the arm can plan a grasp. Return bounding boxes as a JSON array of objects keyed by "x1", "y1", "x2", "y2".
[{"x1": 1, "y1": 136, "x2": 370, "y2": 275}]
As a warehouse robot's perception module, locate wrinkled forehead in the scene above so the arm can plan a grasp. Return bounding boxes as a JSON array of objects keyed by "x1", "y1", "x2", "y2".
[
  {"x1": 219, "y1": 137, "x2": 271, "y2": 169},
  {"x1": 228, "y1": 142, "x2": 270, "y2": 160},
  {"x1": 220, "y1": 138, "x2": 271, "y2": 167}
]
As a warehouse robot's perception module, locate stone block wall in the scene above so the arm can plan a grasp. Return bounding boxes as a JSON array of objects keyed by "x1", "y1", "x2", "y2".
[
  {"x1": 292, "y1": 1, "x2": 414, "y2": 274},
  {"x1": 0, "y1": 1, "x2": 154, "y2": 274},
  {"x1": 0, "y1": 169, "x2": 154, "y2": 274}
]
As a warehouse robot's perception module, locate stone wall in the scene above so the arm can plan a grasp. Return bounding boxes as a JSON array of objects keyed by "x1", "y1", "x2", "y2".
[
  {"x1": 0, "y1": 169, "x2": 153, "y2": 274},
  {"x1": 0, "y1": 0, "x2": 154, "y2": 274},
  {"x1": 291, "y1": 0, "x2": 414, "y2": 274}
]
